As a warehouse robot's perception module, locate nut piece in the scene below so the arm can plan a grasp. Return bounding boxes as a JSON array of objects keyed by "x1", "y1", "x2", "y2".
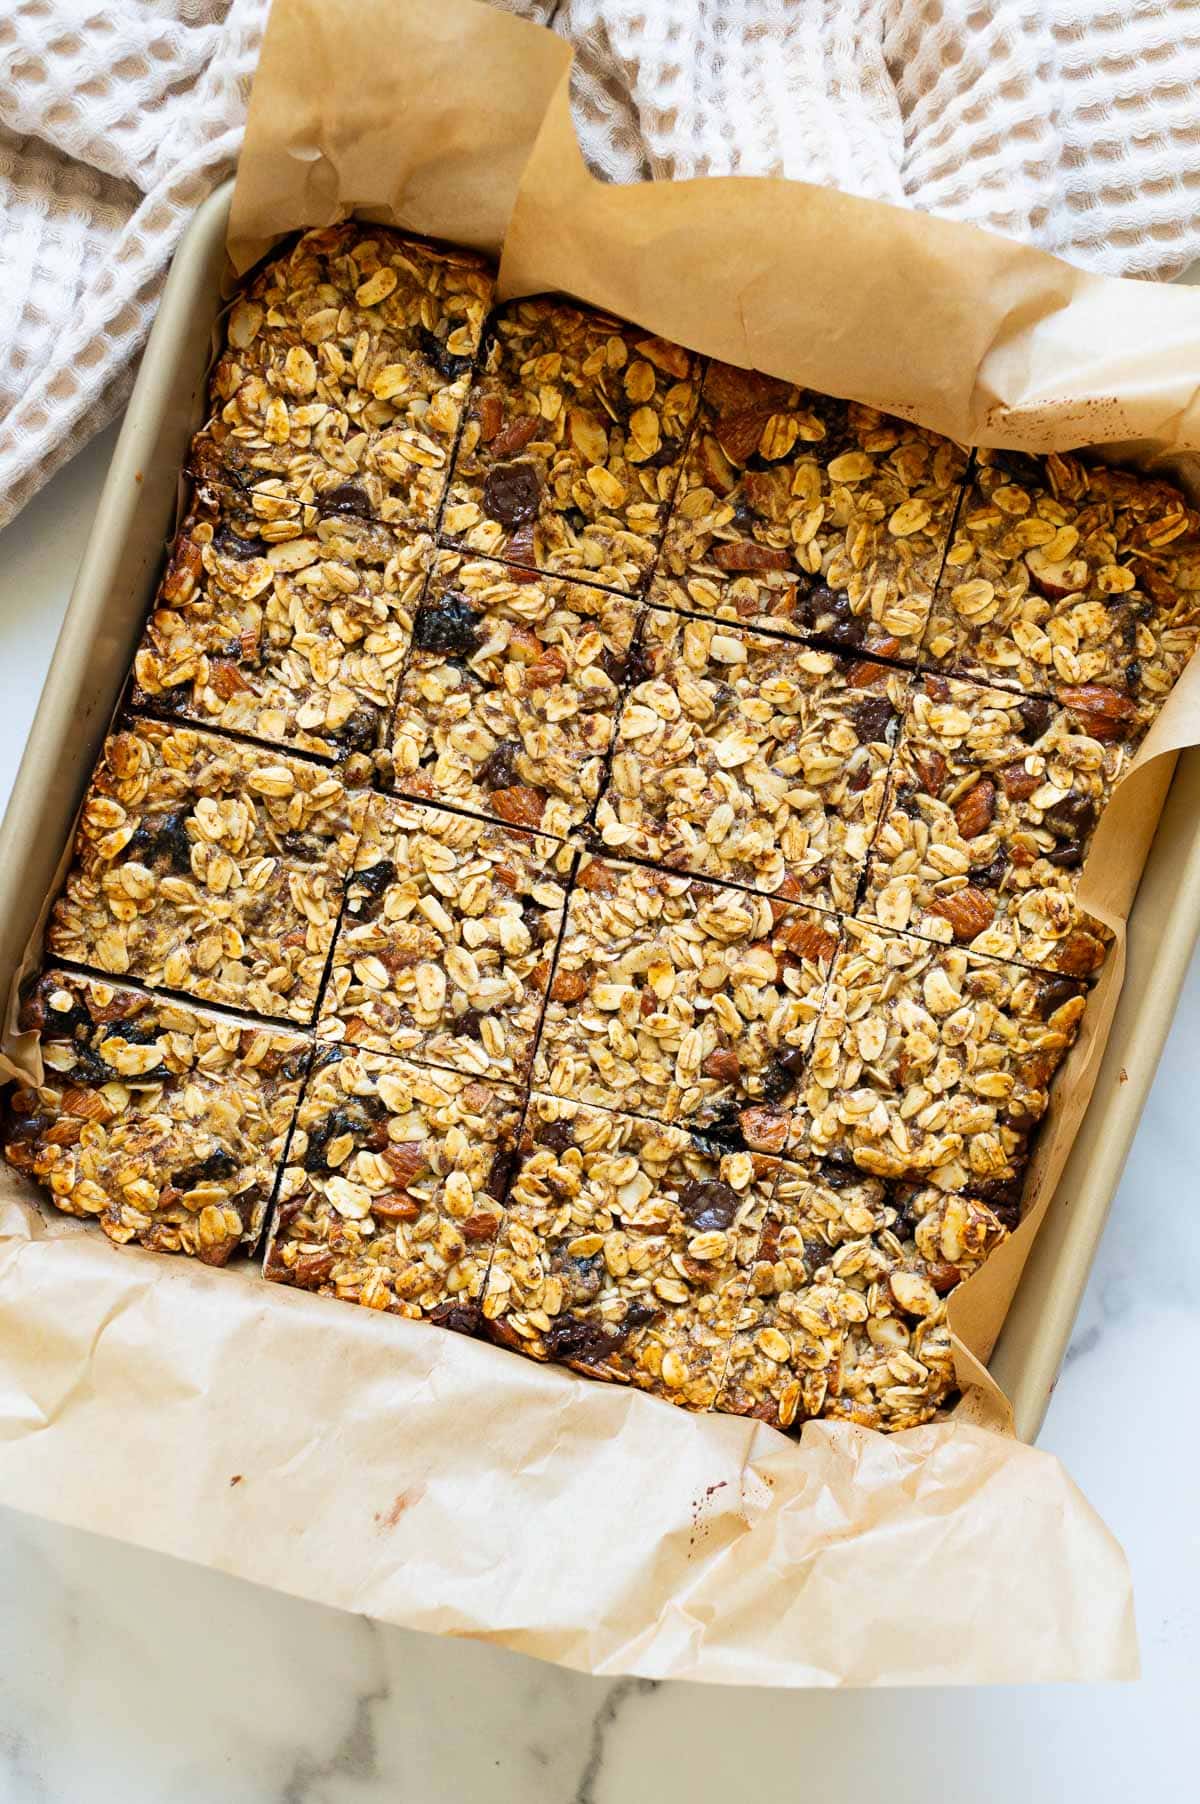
[
  {"x1": 318, "y1": 795, "x2": 572, "y2": 1081},
  {"x1": 46, "y1": 720, "x2": 368, "y2": 1023},
  {"x1": 596, "y1": 608, "x2": 906, "y2": 906},
  {"x1": 4, "y1": 970, "x2": 309, "y2": 1263},
  {"x1": 265, "y1": 1049, "x2": 522, "y2": 1320},
  {"x1": 861, "y1": 675, "x2": 1117, "y2": 974},
  {"x1": 381, "y1": 549, "x2": 638, "y2": 833},
  {"x1": 923, "y1": 448, "x2": 1200, "y2": 718},
  {"x1": 716, "y1": 1162, "x2": 1008, "y2": 1430},
  {"x1": 443, "y1": 298, "x2": 699, "y2": 592},
  {"x1": 132, "y1": 484, "x2": 432, "y2": 763},
  {"x1": 532, "y1": 855, "x2": 839, "y2": 1146},
  {"x1": 190, "y1": 224, "x2": 495, "y2": 529},
  {"x1": 652, "y1": 362, "x2": 967, "y2": 653},
  {"x1": 793, "y1": 917, "x2": 1086, "y2": 1199},
  {"x1": 483, "y1": 1094, "x2": 780, "y2": 1409}
]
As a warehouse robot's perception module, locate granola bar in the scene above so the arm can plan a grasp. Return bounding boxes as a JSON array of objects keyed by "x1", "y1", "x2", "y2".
[
  {"x1": 482, "y1": 1093, "x2": 778, "y2": 1408},
  {"x1": 922, "y1": 448, "x2": 1200, "y2": 718},
  {"x1": 442, "y1": 298, "x2": 700, "y2": 591},
  {"x1": 317, "y1": 796, "x2": 573, "y2": 1081},
  {"x1": 532, "y1": 855, "x2": 839, "y2": 1150},
  {"x1": 861, "y1": 674, "x2": 1118, "y2": 975},
  {"x1": 47, "y1": 720, "x2": 367, "y2": 1023},
  {"x1": 190, "y1": 225, "x2": 494, "y2": 528},
  {"x1": 265, "y1": 1047, "x2": 522, "y2": 1320},
  {"x1": 594, "y1": 608, "x2": 906, "y2": 906},
  {"x1": 651, "y1": 362, "x2": 967, "y2": 655},
  {"x1": 716, "y1": 1162, "x2": 1007, "y2": 1430},
  {"x1": 3, "y1": 970, "x2": 309, "y2": 1263},
  {"x1": 793, "y1": 918, "x2": 1086, "y2": 1207},
  {"x1": 131, "y1": 484, "x2": 432, "y2": 762},
  {"x1": 381, "y1": 549, "x2": 639, "y2": 834}
]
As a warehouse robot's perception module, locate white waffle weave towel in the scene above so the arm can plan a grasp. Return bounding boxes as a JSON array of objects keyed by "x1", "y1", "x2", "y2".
[{"x1": 2, "y1": 0, "x2": 1200, "y2": 531}]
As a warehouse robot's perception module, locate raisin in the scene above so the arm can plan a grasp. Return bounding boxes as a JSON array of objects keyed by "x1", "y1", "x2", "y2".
[
  {"x1": 128, "y1": 809, "x2": 193, "y2": 875},
  {"x1": 891, "y1": 783, "x2": 921, "y2": 817},
  {"x1": 428, "y1": 1301, "x2": 481, "y2": 1336},
  {"x1": 676, "y1": 1179, "x2": 738, "y2": 1232},
  {"x1": 970, "y1": 849, "x2": 1009, "y2": 890},
  {"x1": 455, "y1": 1007, "x2": 484, "y2": 1042},
  {"x1": 814, "y1": 590, "x2": 865, "y2": 648},
  {"x1": 281, "y1": 830, "x2": 327, "y2": 863},
  {"x1": 174, "y1": 1146, "x2": 239, "y2": 1189},
  {"x1": 482, "y1": 460, "x2": 541, "y2": 527},
  {"x1": 412, "y1": 593, "x2": 481, "y2": 657},
  {"x1": 757, "y1": 1042, "x2": 809, "y2": 1102},
  {"x1": 351, "y1": 860, "x2": 396, "y2": 920},
  {"x1": 303, "y1": 1109, "x2": 360, "y2": 1173},
  {"x1": 326, "y1": 705, "x2": 380, "y2": 754},
  {"x1": 417, "y1": 324, "x2": 471, "y2": 381},
  {"x1": 211, "y1": 521, "x2": 260, "y2": 559},
  {"x1": 323, "y1": 484, "x2": 373, "y2": 518},
  {"x1": 692, "y1": 1100, "x2": 745, "y2": 1149},
  {"x1": 563, "y1": 1253, "x2": 604, "y2": 1303},
  {"x1": 851, "y1": 697, "x2": 894, "y2": 744},
  {"x1": 1018, "y1": 697, "x2": 1053, "y2": 743},
  {"x1": 543, "y1": 1316, "x2": 622, "y2": 1364},
  {"x1": 538, "y1": 1119, "x2": 576, "y2": 1154},
  {"x1": 1125, "y1": 658, "x2": 1142, "y2": 691},
  {"x1": 478, "y1": 738, "x2": 520, "y2": 791},
  {"x1": 819, "y1": 1148, "x2": 860, "y2": 1189}
]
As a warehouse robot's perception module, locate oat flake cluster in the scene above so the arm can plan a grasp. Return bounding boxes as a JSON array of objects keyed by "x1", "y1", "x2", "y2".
[{"x1": 7, "y1": 223, "x2": 1200, "y2": 1435}]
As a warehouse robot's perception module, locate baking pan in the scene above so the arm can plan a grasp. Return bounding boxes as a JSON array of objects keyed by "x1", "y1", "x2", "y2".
[{"x1": 1, "y1": 177, "x2": 1197, "y2": 1444}]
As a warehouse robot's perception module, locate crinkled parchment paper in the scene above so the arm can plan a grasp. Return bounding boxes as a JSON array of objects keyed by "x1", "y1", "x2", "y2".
[{"x1": 13, "y1": 0, "x2": 1200, "y2": 1683}]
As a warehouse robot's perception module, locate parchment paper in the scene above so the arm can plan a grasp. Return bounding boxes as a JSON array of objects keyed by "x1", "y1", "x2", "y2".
[{"x1": 14, "y1": 0, "x2": 1200, "y2": 1683}]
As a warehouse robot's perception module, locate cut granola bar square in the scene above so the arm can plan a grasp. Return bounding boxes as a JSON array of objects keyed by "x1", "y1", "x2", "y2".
[
  {"x1": 716, "y1": 1161, "x2": 1007, "y2": 1430},
  {"x1": 651, "y1": 363, "x2": 967, "y2": 655},
  {"x1": 131, "y1": 484, "x2": 432, "y2": 762},
  {"x1": 381, "y1": 549, "x2": 639, "y2": 834},
  {"x1": 532, "y1": 855, "x2": 839, "y2": 1151},
  {"x1": 3, "y1": 970, "x2": 310, "y2": 1264},
  {"x1": 264, "y1": 1047, "x2": 522, "y2": 1322},
  {"x1": 792, "y1": 918, "x2": 1087, "y2": 1207},
  {"x1": 860, "y1": 673, "x2": 1120, "y2": 975},
  {"x1": 483, "y1": 1093, "x2": 778, "y2": 1408},
  {"x1": 317, "y1": 795, "x2": 573, "y2": 1081},
  {"x1": 442, "y1": 298, "x2": 700, "y2": 592},
  {"x1": 922, "y1": 448, "x2": 1200, "y2": 718},
  {"x1": 190, "y1": 225, "x2": 494, "y2": 529},
  {"x1": 595, "y1": 607, "x2": 906, "y2": 906},
  {"x1": 46, "y1": 720, "x2": 367, "y2": 1023}
]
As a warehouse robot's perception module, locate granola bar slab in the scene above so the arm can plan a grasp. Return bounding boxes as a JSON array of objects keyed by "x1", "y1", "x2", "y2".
[
  {"x1": 595, "y1": 608, "x2": 906, "y2": 906},
  {"x1": 381, "y1": 549, "x2": 639, "y2": 834},
  {"x1": 532, "y1": 856, "x2": 839, "y2": 1150},
  {"x1": 131, "y1": 484, "x2": 432, "y2": 762},
  {"x1": 190, "y1": 225, "x2": 494, "y2": 528},
  {"x1": 442, "y1": 298, "x2": 700, "y2": 592},
  {"x1": 922, "y1": 449, "x2": 1200, "y2": 718},
  {"x1": 46, "y1": 720, "x2": 368, "y2": 1023},
  {"x1": 317, "y1": 796, "x2": 573, "y2": 1081},
  {"x1": 483, "y1": 1094, "x2": 778, "y2": 1408},
  {"x1": 861, "y1": 674, "x2": 1118, "y2": 975},
  {"x1": 793, "y1": 918, "x2": 1086, "y2": 1207},
  {"x1": 651, "y1": 363, "x2": 967, "y2": 655},
  {"x1": 716, "y1": 1162, "x2": 1007, "y2": 1430},
  {"x1": 265, "y1": 1047, "x2": 522, "y2": 1321},
  {"x1": 3, "y1": 970, "x2": 310, "y2": 1263}
]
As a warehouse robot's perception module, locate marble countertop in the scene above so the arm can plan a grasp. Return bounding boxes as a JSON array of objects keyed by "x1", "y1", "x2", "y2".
[{"x1": 1, "y1": 430, "x2": 1197, "y2": 1804}]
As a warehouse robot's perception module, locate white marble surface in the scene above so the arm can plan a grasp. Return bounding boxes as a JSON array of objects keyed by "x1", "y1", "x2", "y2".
[{"x1": 0, "y1": 432, "x2": 1197, "y2": 1804}]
